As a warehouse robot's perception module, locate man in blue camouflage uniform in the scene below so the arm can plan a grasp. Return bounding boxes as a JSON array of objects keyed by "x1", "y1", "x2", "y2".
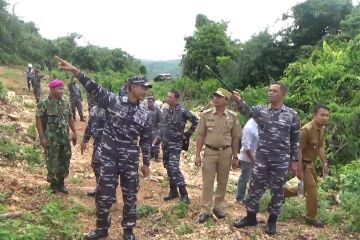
[
  {"x1": 147, "y1": 95, "x2": 162, "y2": 161},
  {"x1": 232, "y1": 82, "x2": 300, "y2": 235},
  {"x1": 81, "y1": 105, "x2": 106, "y2": 197},
  {"x1": 68, "y1": 76, "x2": 85, "y2": 121},
  {"x1": 57, "y1": 56, "x2": 152, "y2": 240},
  {"x1": 119, "y1": 80, "x2": 128, "y2": 96},
  {"x1": 155, "y1": 90, "x2": 198, "y2": 204}
]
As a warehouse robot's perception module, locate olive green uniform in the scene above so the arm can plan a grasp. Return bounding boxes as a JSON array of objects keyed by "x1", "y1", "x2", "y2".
[{"x1": 36, "y1": 95, "x2": 72, "y2": 186}]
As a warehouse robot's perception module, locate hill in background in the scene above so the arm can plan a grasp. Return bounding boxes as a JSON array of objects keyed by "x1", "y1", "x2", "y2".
[{"x1": 140, "y1": 59, "x2": 181, "y2": 79}]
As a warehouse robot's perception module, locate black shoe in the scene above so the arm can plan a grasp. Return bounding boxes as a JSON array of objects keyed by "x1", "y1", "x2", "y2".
[
  {"x1": 265, "y1": 221, "x2": 277, "y2": 235},
  {"x1": 49, "y1": 182, "x2": 58, "y2": 194},
  {"x1": 123, "y1": 228, "x2": 136, "y2": 240},
  {"x1": 180, "y1": 195, "x2": 190, "y2": 205},
  {"x1": 213, "y1": 208, "x2": 225, "y2": 219},
  {"x1": 198, "y1": 213, "x2": 210, "y2": 223},
  {"x1": 234, "y1": 212, "x2": 258, "y2": 228},
  {"x1": 83, "y1": 229, "x2": 108, "y2": 240},
  {"x1": 87, "y1": 191, "x2": 96, "y2": 197},
  {"x1": 58, "y1": 180, "x2": 69, "y2": 194},
  {"x1": 265, "y1": 214, "x2": 277, "y2": 235},
  {"x1": 163, "y1": 191, "x2": 179, "y2": 201},
  {"x1": 305, "y1": 218, "x2": 325, "y2": 228}
]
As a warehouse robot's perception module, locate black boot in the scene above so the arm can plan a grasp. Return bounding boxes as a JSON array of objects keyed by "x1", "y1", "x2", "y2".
[
  {"x1": 164, "y1": 172, "x2": 179, "y2": 201},
  {"x1": 80, "y1": 116, "x2": 86, "y2": 122},
  {"x1": 179, "y1": 186, "x2": 190, "y2": 205},
  {"x1": 123, "y1": 228, "x2": 136, "y2": 240},
  {"x1": 163, "y1": 181, "x2": 179, "y2": 201},
  {"x1": 87, "y1": 190, "x2": 96, "y2": 197},
  {"x1": 58, "y1": 179, "x2": 69, "y2": 194},
  {"x1": 83, "y1": 229, "x2": 108, "y2": 240},
  {"x1": 49, "y1": 181, "x2": 58, "y2": 194},
  {"x1": 265, "y1": 214, "x2": 277, "y2": 235},
  {"x1": 234, "y1": 212, "x2": 258, "y2": 228}
]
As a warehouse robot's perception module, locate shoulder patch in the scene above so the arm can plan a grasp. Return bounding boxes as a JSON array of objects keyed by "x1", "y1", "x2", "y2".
[
  {"x1": 301, "y1": 122, "x2": 313, "y2": 131},
  {"x1": 227, "y1": 109, "x2": 238, "y2": 117},
  {"x1": 203, "y1": 108, "x2": 213, "y2": 114}
]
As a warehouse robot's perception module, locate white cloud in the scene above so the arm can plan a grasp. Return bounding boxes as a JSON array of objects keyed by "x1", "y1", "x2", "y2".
[{"x1": 8, "y1": 0, "x2": 305, "y2": 60}]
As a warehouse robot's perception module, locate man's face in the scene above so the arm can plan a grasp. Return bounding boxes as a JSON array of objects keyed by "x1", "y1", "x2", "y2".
[
  {"x1": 313, "y1": 108, "x2": 330, "y2": 127},
  {"x1": 268, "y1": 84, "x2": 285, "y2": 104},
  {"x1": 166, "y1": 92, "x2": 178, "y2": 106},
  {"x1": 213, "y1": 94, "x2": 227, "y2": 107},
  {"x1": 131, "y1": 84, "x2": 148, "y2": 101},
  {"x1": 50, "y1": 86, "x2": 64, "y2": 99},
  {"x1": 147, "y1": 99, "x2": 154, "y2": 109}
]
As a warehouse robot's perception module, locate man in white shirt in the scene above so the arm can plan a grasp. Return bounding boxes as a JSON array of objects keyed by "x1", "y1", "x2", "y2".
[{"x1": 235, "y1": 118, "x2": 258, "y2": 202}]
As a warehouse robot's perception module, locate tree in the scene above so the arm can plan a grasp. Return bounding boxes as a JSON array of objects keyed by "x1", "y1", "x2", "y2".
[
  {"x1": 182, "y1": 14, "x2": 236, "y2": 80},
  {"x1": 281, "y1": 0, "x2": 353, "y2": 47},
  {"x1": 139, "y1": 65, "x2": 147, "y2": 75}
]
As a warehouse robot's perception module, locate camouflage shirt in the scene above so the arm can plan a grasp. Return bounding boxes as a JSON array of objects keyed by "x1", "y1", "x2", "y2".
[
  {"x1": 159, "y1": 104, "x2": 198, "y2": 144},
  {"x1": 36, "y1": 95, "x2": 72, "y2": 145},
  {"x1": 236, "y1": 101, "x2": 300, "y2": 162},
  {"x1": 78, "y1": 73, "x2": 152, "y2": 165},
  {"x1": 33, "y1": 73, "x2": 44, "y2": 89},
  {"x1": 68, "y1": 82, "x2": 82, "y2": 100},
  {"x1": 147, "y1": 106, "x2": 162, "y2": 136},
  {"x1": 83, "y1": 106, "x2": 106, "y2": 144}
]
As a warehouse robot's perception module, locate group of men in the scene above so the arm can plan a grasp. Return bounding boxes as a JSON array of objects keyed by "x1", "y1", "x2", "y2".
[{"x1": 35, "y1": 56, "x2": 330, "y2": 239}]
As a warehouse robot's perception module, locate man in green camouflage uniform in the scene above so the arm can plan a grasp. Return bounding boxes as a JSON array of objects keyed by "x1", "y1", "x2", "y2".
[{"x1": 36, "y1": 79, "x2": 78, "y2": 194}]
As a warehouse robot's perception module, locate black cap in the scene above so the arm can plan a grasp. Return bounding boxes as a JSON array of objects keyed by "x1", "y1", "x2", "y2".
[{"x1": 128, "y1": 76, "x2": 152, "y2": 88}]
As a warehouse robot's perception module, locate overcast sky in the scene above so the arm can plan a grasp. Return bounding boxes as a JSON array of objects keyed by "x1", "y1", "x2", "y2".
[{"x1": 8, "y1": 0, "x2": 306, "y2": 60}]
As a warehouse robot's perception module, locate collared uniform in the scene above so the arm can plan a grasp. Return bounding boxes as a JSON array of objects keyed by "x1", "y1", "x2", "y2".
[
  {"x1": 197, "y1": 108, "x2": 241, "y2": 214},
  {"x1": 78, "y1": 73, "x2": 152, "y2": 231},
  {"x1": 237, "y1": 101, "x2": 300, "y2": 216},
  {"x1": 36, "y1": 95, "x2": 72, "y2": 186},
  {"x1": 68, "y1": 81, "x2": 84, "y2": 120},
  {"x1": 160, "y1": 104, "x2": 198, "y2": 187},
  {"x1": 285, "y1": 121, "x2": 325, "y2": 220}
]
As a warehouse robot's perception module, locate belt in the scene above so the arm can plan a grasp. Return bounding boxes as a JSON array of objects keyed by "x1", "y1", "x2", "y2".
[
  {"x1": 206, "y1": 144, "x2": 230, "y2": 151},
  {"x1": 302, "y1": 159, "x2": 313, "y2": 164}
]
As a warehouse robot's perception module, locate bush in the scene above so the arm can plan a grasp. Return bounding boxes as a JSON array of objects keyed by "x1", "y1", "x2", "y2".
[{"x1": 137, "y1": 205, "x2": 158, "y2": 218}]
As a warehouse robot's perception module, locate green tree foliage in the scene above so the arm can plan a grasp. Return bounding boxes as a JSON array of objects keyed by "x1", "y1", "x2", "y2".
[
  {"x1": 182, "y1": 14, "x2": 238, "y2": 80},
  {"x1": 281, "y1": 0, "x2": 353, "y2": 47},
  {"x1": 0, "y1": 1, "x2": 142, "y2": 77}
]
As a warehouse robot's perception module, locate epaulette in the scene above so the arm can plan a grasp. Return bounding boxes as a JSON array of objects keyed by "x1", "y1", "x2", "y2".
[
  {"x1": 301, "y1": 122, "x2": 313, "y2": 131},
  {"x1": 227, "y1": 109, "x2": 238, "y2": 117},
  {"x1": 203, "y1": 108, "x2": 213, "y2": 114}
]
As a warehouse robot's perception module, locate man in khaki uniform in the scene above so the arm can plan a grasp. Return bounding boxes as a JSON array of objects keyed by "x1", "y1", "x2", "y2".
[
  {"x1": 195, "y1": 88, "x2": 241, "y2": 223},
  {"x1": 284, "y1": 104, "x2": 330, "y2": 228}
]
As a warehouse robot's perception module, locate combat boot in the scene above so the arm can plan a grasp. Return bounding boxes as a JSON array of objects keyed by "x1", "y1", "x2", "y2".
[
  {"x1": 163, "y1": 182, "x2": 179, "y2": 201},
  {"x1": 58, "y1": 179, "x2": 69, "y2": 194},
  {"x1": 83, "y1": 229, "x2": 108, "y2": 240},
  {"x1": 123, "y1": 228, "x2": 136, "y2": 240},
  {"x1": 49, "y1": 181, "x2": 58, "y2": 194},
  {"x1": 233, "y1": 212, "x2": 258, "y2": 228},
  {"x1": 87, "y1": 190, "x2": 96, "y2": 197},
  {"x1": 179, "y1": 186, "x2": 190, "y2": 205},
  {"x1": 80, "y1": 116, "x2": 86, "y2": 122},
  {"x1": 265, "y1": 214, "x2": 277, "y2": 235}
]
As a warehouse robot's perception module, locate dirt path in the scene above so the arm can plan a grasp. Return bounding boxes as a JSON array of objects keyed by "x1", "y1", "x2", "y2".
[{"x1": 1, "y1": 66, "x2": 359, "y2": 240}]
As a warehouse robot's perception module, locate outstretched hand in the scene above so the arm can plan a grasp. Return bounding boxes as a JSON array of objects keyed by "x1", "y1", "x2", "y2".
[
  {"x1": 232, "y1": 91, "x2": 242, "y2": 103},
  {"x1": 55, "y1": 56, "x2": 81, "y2": 76}
]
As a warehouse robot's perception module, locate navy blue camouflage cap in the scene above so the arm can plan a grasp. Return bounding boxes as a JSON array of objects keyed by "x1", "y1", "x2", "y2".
[{"x1": 128, "y1": 76, "x2": 152, "y2": 88}]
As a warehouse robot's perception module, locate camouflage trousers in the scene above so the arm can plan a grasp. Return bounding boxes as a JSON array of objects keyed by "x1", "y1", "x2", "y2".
[
  {"x1": 163, "y1": 143, "x2": 186, "y2": 187},
  {"x1": 245, "y1": 152, "x2": 289, "y2": 216},
  {"x1": 70, "y1": 98, "x2": 84, "y2": 119},
  {"x1": 26, "y1": 77, "x2": 32, "y2": 91},
  {"x1": 33, "y1": 86, "x2": 41, "y2": 103},
  {"x1": 150, "y1": 131, "x2": 160, "y2": 159},
  {"x1": 95, "y1": 142, "x2": 139, "y2": 231},
  {"x1": 45, "y1": 141, "x2": 72, "y2": 184},
  {"x1": 91, "y1": 139, "x2": 102, "y2": 183}
]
